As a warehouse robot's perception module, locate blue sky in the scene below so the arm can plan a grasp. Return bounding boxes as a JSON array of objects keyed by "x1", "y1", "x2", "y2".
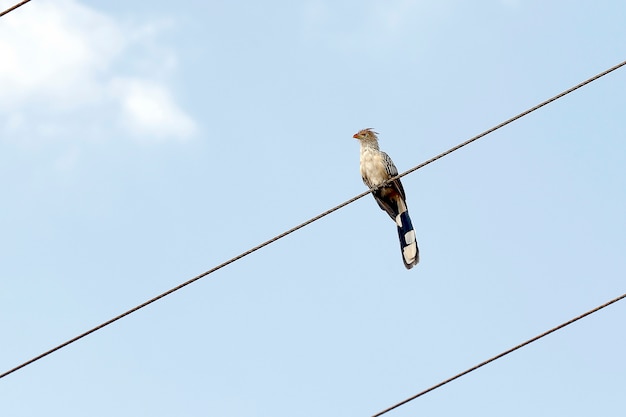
[{"x1": 1, "y1": 0, "x2": 625, "y2": 416}]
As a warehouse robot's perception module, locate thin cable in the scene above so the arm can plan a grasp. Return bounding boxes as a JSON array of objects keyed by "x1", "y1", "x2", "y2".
[
  {"x1": 1, "y1": 60, "x2": 625, "y2": 380},
  {"x1": 391, "y1": 58, "x2": 626, "y2": 183},
  {"x1": 371, "y1": 292, "x2": 626, "y2": 417},
  {"x1": 0, "y1": 0, "x2": 31, "y2": 17}
]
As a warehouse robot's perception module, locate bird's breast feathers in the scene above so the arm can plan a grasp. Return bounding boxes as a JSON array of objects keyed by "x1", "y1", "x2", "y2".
[{"x1": 360, "y1": 148, "x2": 390, "y2": 188}]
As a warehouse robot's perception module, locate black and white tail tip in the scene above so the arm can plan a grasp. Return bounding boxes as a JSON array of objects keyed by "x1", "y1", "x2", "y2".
[{"x1": 396, "y1": 211, "x2": 419, "y2": 269}]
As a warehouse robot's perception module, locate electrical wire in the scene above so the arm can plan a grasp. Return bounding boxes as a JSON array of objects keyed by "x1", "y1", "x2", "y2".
[
  {"x1": 0, "y1": 0, "x2": 31, "y2": 17},
  {"x1": 371, "y1": 292, "x2": 626, "y2": 417},
  {"x1": 1, "y1": 59, "x2": 625, "y2": 380},
  {"x1": 393, "y1": 59, "x2": 626, "y2": 182}
]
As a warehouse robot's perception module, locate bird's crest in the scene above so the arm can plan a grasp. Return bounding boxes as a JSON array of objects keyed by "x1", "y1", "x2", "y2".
[{"x1": 355, "y1": 128, "x2": 379, "y2": 138}]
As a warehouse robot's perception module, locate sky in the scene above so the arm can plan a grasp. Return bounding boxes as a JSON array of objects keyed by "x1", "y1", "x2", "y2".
[{"x1": 1, "y1": 0, "x2": 625, "y2": 416}]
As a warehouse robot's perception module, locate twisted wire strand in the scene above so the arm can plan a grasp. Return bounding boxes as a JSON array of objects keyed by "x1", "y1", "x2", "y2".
[
  {"x1": 0, "y1": 0, "x2": 31, "y2": 17},
  {"x1": 371, "y1": 292, "x2": 626, "y2": 416}
]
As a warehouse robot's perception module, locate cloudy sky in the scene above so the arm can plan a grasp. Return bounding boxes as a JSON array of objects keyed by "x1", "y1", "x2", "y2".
[{"x1": 1, "y1": 1, "x2": 625, "y2": 416}]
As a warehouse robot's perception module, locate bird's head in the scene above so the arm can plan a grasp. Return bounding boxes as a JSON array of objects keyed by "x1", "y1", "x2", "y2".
[{"x1": 353, "y1": 128, "x2": 379, "y2": 142}]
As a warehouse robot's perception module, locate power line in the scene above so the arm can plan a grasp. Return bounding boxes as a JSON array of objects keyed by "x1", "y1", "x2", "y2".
[
  {"x1": 393, "y1": 59, "x2": 626, "y2": 182},
  {"x1": 1, "y1": 59, "x2": 625, "y2": 380},
  {"x1": 0, "y1": 0, "x2": 31, "y2": 17},
  {"x1": 371, "y1": 292, "x2": 626, "y2": 417}
]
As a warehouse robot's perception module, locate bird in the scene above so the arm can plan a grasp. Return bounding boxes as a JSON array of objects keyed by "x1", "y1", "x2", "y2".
[{"x1": 353, "y1": 128, "x2": 419, "y2": 269}]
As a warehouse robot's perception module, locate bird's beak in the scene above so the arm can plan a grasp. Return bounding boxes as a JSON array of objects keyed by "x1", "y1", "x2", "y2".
[{"x1": 352, "y1": 133, "x2": 359, "y2": 139}]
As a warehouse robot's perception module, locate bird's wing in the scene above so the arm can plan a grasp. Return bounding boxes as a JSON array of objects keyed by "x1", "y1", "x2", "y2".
[{"x1": 381, "y1": 152, "x2": 406, "y2": 199}]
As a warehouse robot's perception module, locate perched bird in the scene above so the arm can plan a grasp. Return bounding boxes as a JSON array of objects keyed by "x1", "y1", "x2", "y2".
[{"x1": 353, "y1": 128, "x2": 419, "y2": 269}]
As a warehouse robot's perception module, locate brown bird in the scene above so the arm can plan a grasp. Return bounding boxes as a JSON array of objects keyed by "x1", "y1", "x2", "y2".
[{"x1": 353, "y1": 128, "x2": 419, "y2": 269}]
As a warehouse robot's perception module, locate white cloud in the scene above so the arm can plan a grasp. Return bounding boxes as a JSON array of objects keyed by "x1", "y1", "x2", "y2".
[
  {"x1": 0, "y1": 0, "x2": 123, "y2": 108},
  {"x1": 111, "y1": 78, "x2": 196, "y2": 140},
  {"x1": 0, "y1": 0, "x2": 196, "y2": 141}
]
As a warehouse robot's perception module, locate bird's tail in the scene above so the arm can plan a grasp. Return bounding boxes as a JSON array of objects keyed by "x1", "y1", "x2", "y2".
[{"x1": 395, "y1": 210, "x2": 419, "y2": 269}]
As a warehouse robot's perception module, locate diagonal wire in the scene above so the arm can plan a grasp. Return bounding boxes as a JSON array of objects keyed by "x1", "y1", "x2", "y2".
[
  {"x1": 1, "y1": 59, "x2": 625, "y2": 380},
  {"x1": 371, "y1": 292, "x2": 626, "y2": 417},
  {"x1": 392, "y1": 58, "x2": 626, "y2": 182},
  {"x1": 0, "y1": 0, "x2": 31, "y2": 17}
]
